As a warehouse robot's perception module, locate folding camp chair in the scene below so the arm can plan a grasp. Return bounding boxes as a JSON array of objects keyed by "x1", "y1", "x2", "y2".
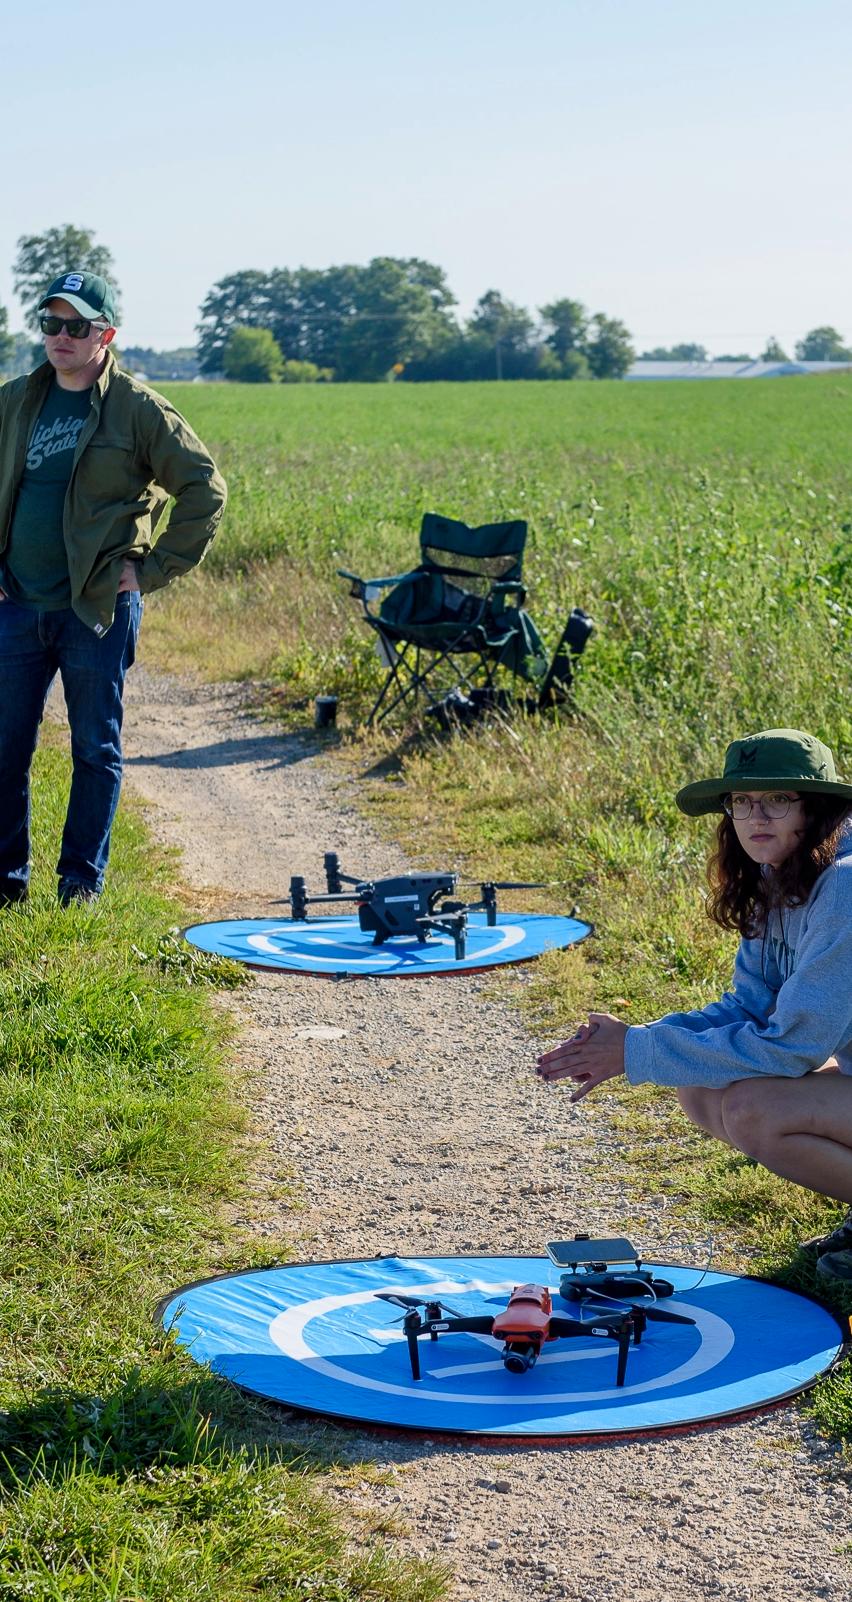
[{"x1": 339, "y1": 513, "x2": 551, "y2": 725}]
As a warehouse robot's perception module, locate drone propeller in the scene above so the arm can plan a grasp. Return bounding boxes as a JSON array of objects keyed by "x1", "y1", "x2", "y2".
[
  {"x1": 459, "y1": 879, "x2": 550, "y2": 890},
  {"x1": 573, "y1": 1288, "x2": 696, "y2": 1328},
  {"x1": 487, "y1": 880, "x2": 549, "y2": 890},
  {"x1": 638, "y1": 1305, "x2": 695, "y2": 1327},
  {"x1": 374, "y1": 1293, "x2": 464, "y2": 1318}
]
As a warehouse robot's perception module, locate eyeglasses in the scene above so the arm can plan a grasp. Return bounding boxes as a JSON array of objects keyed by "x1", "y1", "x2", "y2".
[
  {"x1": 40, "y1": 315, "x2": 108, "y2": 339},
  {"x1": 723, "y1": 793, "x2": 801, "y2": 820}
]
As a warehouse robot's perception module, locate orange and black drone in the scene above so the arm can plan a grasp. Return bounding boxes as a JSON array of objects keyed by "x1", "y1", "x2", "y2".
[
  {"x1": 376, "y1": 1245, "x2": 694, "y2": 1388},
  {"x1": 285, "y1": 852, "x2": 545, "y2": 960}
]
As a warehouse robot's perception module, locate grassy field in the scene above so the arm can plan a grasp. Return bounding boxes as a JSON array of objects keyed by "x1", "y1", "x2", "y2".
[
  {"x1": 143, "y1": 374, "x2": 852, "y2": 1442},
  {"x1": 4, "y1": 375, "x2": 849, "y2": 1590},
  {"x1": 0, "y1": 736, "x2": 445, "y2": 1600}
]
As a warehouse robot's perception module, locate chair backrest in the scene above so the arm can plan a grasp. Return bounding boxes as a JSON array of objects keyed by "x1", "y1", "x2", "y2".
[{"x1": 419, "y1": 513, "x2": 527, "y2": 588}]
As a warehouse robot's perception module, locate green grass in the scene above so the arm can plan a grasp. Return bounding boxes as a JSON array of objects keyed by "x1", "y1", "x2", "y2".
[
  {"x1": 144, "y1": 374, "x2": 852, "y2": 701},
  {"x1": 0, "y1": 737, "x2": 445, "y2": 1601},
  {"x1": 142, "y1": 375, "x2": 852, "y2": 1443}
]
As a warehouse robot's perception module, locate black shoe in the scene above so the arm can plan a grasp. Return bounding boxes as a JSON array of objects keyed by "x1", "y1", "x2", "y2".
[
  {"x1": 0, "y1": 881, "x2": 29, "y2": 908},
  {"x1": 801, "y1": 1207, "x2": 852, "y2": 1258},
  {"x1": 58, "y1": 881, "x2": 100, "y2": 907},
  {"x1": 816, "y1": 1248, "x2": 852, "y2": 1284}
]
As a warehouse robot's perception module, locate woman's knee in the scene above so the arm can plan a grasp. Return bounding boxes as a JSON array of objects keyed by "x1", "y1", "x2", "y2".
[
  {"x1": 719, "y1": 1079, "x2": 773, "y2": 1159},
  {"x1": 677, "y1": 1084, "x2": 726, "y2": 1139},
  {"x1": 677, "y1": 1085, "x2": 705, "y2": 1121}
]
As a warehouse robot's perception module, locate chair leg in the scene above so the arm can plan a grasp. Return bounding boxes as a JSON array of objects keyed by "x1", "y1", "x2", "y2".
[
  {"x1": 368, "y1": 640, "x2": 429, "y2": 726},
  {"x1": 366, "y1": 623, "x2": 516, "y2": 727}
]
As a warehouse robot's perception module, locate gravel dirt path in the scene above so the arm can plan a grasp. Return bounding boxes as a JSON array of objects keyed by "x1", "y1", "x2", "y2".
[{"x1": 118, "y1": 662, "x2": 851, "y2": 1602}]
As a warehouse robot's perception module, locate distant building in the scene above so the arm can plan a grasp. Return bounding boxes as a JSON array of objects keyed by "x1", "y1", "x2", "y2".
[{"x1": 627, "y1": 359, "x2": 852, "y2": 381}]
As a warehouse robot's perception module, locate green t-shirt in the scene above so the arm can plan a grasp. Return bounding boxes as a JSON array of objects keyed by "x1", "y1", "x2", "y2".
[{"x1": 2, "y1": 382, "x2": 93, "y2": 608}]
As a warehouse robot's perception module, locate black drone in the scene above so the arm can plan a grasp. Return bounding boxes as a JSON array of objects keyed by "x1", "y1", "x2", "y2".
[{"x1": 284, "y1": 852, "x2": 545, "y2": 960}]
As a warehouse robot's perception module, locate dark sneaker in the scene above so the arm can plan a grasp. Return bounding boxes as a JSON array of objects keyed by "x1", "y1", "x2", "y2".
[
  {"x1": 58, "y1": 881, "x2": 100, "y2": 907},
  {"x1": 816, "y1": 1248, "x2": 852, "y2": 1284},
  {"x1": 801, "y1": 1208, "x2": 852, "y2": 1258},
  {"x1": 0, "y1": 881, "x2": 28, "y2": 908}
]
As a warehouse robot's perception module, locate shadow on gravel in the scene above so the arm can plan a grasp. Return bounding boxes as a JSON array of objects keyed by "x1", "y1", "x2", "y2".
[
  {"x1": 125, "y1": 732, "x2": 325, "y2": 773},
  {"x1": 269, "y1": 1410, "x2": 739, "y2": 1462},
  {"x1": 357, "y1": 731, "x2": 432, "y2": 781}
]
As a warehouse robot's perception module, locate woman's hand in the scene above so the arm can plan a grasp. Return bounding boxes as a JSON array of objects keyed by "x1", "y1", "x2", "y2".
[{"x1": 536, "y1": 1013, "x2": 628, "y2": 1103}]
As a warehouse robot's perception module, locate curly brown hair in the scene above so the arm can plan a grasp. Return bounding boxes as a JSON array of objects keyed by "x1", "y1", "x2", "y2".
[{"x1": 707, "y1": 796, "x2": 852, "y2": 936}]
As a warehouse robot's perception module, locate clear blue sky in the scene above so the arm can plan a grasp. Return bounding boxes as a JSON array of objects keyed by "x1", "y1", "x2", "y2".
[{"x1": 4, "y1": 0, "x2": 850, "y2": 355}]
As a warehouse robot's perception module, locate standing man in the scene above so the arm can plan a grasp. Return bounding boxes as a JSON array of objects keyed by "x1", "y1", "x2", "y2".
[{"x1": 0, "y1": 271, "x2": 227, "y2": 906}]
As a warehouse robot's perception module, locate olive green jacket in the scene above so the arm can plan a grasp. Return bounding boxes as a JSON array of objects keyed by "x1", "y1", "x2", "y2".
[{"x1": 0, "y1": 352, "x2": 227, "y2": 634}]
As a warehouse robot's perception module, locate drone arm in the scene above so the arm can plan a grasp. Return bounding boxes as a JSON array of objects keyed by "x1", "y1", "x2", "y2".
[
  {"x1": 421, "y1": 1315, "x2": 495, "y2": 1337},
  {"x1": 546, "y1": 1315, "x2": 603, "y2": 1340},
  {"x1": 287, "y1": 890, "x2": 362, "y2": 912}
]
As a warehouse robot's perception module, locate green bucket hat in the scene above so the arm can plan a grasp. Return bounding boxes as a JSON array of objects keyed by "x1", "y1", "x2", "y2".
[{"x1": 676, "y1": 728, "x2": 852, "y2": 817}]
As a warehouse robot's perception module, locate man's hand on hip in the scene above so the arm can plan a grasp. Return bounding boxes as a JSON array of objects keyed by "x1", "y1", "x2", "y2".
[{"x1": 117, "y1": 559, "x2": 141, "y2": 593}]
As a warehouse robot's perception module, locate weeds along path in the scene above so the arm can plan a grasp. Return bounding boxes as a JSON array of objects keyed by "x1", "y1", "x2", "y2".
[{"x1": 120, "y1": 664, "x2": 851, "y2": 1602}]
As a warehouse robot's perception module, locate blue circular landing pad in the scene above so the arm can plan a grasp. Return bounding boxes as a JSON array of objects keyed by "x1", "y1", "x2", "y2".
[
  {"x1": 182, "y1": 912, "x2": 591, "y2": 976},
  {"x1": 158, "y1": 1255, "x2": 845, "y2": 1441}
]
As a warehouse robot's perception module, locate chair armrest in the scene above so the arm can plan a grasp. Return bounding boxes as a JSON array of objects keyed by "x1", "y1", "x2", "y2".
[
  {"x1": 490, "y1": 579, "x2": 527, "y2": 612},
  {"x1": 337, "y1": 567, "x2": 420, "y2": 610}
]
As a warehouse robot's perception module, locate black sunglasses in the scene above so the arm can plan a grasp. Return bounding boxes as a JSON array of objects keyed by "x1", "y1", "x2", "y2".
[{"x1": 40, "y1": 315, "x2": 107, "y2": 339}]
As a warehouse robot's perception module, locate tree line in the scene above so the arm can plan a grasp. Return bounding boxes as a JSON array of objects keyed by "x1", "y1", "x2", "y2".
[
  {"x1": 0, "y1": 227, "x2": 635, "y2": 383},
  {"x1": 197, "y1": 262, "x2": 636, "y2": 382},
  {"x1": 1, "y1": 225, "x2": 850, "y2": 382},
  {"x1": 640, "y1": 333, "x2": 852, "y2": 363}
]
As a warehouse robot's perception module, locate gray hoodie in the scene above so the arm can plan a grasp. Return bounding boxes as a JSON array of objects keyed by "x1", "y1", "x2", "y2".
[{"x1": 625, "y1": 832, "x2": 852, "y2": 1089}]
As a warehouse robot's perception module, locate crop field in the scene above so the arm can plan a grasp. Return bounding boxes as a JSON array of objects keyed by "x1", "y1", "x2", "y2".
[
  {"x1": 150, "y1": 375, "x2": 852, "y2": 1010},
  {"x1": 146, "y1": 376, "x2": 852, "y2": 1365},
  {"x1": 152, "y1": 373, "x2": 852, "y2": 845},
  {"x1": 155, "y1": 376, "x2": 852, "y2": 749}
]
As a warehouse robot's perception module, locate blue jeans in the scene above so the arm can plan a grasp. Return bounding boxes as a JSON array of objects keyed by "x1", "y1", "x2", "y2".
[{"x1": 0, "y1": 593, "x2": 143, "y2": 896}]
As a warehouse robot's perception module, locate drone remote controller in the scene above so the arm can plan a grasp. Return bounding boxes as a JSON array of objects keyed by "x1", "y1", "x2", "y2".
[{"x1": 547, "y1": 1233, "x2": 675, "y2": 1302}]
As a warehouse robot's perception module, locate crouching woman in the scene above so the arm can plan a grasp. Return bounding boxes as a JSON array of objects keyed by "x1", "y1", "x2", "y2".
[{"x1": 536, "y1": 729, "x2": 852, "y2": 1282}]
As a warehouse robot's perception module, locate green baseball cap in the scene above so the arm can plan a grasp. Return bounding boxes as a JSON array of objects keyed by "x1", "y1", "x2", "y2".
[
  {"x1": 38, "y1": 270, "x2": 116, "y2": 326},
  {"x1": 676, "y1": 728, "x2": 852, "y2": 816}
]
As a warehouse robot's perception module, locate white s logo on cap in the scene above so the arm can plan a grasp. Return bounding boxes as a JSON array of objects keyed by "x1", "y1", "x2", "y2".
[{"x1": 63, "y1": 274, "x2": 84, "y2": 291}]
